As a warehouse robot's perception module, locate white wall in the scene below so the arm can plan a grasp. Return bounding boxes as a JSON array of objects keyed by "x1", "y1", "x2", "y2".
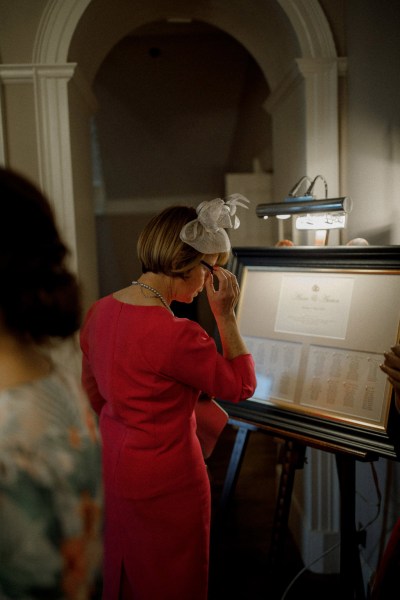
[{"x1": 345, "y1": 0, "x2": 400, "y2": 244}]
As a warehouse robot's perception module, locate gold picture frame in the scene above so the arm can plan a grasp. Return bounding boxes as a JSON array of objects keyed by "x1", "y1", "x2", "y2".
[{"x1": 219, "y1": 246, "x2": 400, "y2": 459}]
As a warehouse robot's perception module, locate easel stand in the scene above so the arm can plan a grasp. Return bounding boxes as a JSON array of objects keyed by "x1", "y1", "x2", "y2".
[
  {"x1": 218, "y1": 418, "x2": 369, "y2": 600},
  {"x1": 336, "y1": 453, "x2": 366, "y2": 599}
]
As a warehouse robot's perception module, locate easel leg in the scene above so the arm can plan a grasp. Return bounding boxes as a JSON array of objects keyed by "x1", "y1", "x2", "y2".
[
  {"x1": 268, "y1": 440, "x2": 306, "y2": 574},
  {"x1": 336, "y1": 453, "x2": 366, "y2": 600},
  {"x1": 218, "y1": 419, "x2": 258, "y2": 511},
  {"x1": 210, "y1": 420, "x2": 257, "y2": 566}
]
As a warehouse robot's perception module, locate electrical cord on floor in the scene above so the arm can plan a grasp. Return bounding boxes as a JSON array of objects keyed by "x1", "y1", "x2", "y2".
[
  {"x1": 280, "y1": 540, "x2": 340, "y2": 600},
  {"x1": 357, "y1": 461, "x2": 382, "y2": 533},
  {"x1": 357, "y1": 461, "x2": 383, "y2": 587},
  {"x1": 281, "y1": 461, "x2": 383, "y2": 600}
]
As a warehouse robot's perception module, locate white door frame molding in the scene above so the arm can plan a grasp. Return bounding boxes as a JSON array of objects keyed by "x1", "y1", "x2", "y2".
[
  {"x1": 278, "y1": 0, "x2": 336, "y2": 58},
  {"x1": 33, "y1": 0, "x2": 92, "y2": 64}
]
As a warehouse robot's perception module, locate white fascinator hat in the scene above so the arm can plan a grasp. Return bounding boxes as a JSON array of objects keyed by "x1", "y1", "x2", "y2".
[{"x1": 179, "y1": 194, "x2": 250, "y2": 254}]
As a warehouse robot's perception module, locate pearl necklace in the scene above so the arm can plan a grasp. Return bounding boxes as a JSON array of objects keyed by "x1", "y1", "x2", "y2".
[{"x1": 131, "y1": 280, "x2": 174, "y2": 315}]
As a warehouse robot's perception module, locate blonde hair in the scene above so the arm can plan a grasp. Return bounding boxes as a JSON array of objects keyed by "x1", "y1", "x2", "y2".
[{"x1": 137, "y1": 206, "x2": 229, "y2": 277}]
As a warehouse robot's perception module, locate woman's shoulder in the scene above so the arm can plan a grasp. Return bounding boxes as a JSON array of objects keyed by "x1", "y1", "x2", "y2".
[
  {"x1": 82, "y1": 293, "x2": 121, "y2": 325},
  {"x1": 0, "y1": 367, "x2": 97, "y2": 436},
  {"x1": 157, "y1": 314, "x2": 211, "y2": 348}
]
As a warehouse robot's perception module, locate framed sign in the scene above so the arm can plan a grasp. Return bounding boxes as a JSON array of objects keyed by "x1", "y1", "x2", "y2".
[{"x1": 219, "y1": 246, "x2": 400, "y2": 459}]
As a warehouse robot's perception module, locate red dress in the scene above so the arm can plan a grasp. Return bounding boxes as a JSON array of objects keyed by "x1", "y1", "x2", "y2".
[{"x1": 80, "y1": 296, "x2": 256, "y2": 600}]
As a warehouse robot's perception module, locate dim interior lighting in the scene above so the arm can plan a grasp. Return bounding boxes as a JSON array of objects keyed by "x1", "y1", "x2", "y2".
[
  {"x1": 256, "y1": 175, "x2": 352, "y2": 230},
  {"x1": 166, "y1": 17, "x2": 193, "y2": 22}
]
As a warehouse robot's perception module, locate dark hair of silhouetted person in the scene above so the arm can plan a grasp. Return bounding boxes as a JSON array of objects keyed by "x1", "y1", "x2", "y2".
[{"x1": 0, "y1": 166, "x2": 82, "y2": 343}]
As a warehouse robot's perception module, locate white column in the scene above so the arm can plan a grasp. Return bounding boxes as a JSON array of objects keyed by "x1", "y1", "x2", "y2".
[
  {"x1": 296, "y1": 58, "x2": 340, "y2": 195},
  {"x1": 35, "y1": 63, "x2": 99, "y2": 305},
  {"x1": 0, "y1": 63, "x2": 79, "y2": 267},
  {"x1": 34, "y1": 64, "x2": 79, "y2": 267}
]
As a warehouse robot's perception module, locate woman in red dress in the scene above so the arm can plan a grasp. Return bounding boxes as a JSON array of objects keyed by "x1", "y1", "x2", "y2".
[{"x1": 80, "y1": 195, "x2": 256, "y2": 599}]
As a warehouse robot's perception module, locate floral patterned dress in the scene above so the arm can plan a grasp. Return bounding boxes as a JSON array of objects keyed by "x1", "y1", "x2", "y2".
[{"x1": 0, "y1": 369, "x2": 103, "y2": 600}]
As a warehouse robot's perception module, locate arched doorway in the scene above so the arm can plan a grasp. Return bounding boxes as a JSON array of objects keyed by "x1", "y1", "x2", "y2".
[{"x1": 91, "y1": 20, "x2": 271, "y2": 298}]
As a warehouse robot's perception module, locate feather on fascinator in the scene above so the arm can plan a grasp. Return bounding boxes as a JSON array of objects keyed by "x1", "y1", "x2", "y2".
[{"x1": 179, "y1": 194, "x2": 250, "y2": 253}]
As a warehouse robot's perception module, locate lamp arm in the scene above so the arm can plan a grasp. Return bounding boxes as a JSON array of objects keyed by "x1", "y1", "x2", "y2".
[
  {"x1": 306, "y1": 174, "x2": 328, "y2": 198},
  {"x1": 288, "y1": 175, "x2": 313, "y2": 197}
]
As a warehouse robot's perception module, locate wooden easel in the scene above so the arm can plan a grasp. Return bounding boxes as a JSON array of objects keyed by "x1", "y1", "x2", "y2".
[{"x1": 217, "y1": 417, "x2": 369, "y2": 600}]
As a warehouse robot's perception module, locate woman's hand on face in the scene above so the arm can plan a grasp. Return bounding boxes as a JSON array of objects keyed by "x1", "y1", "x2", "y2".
[
  {"x1": 204, "y1": 266, "x2": 240, "y2": 319},
  {"x1": 380, "y1": 344, "x2": 400, "y2": 411}
]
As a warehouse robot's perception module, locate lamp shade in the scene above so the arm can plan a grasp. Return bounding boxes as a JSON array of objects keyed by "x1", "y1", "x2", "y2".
[{"x1": 256, "y1": 196, "x2": 352, "y2": 218}]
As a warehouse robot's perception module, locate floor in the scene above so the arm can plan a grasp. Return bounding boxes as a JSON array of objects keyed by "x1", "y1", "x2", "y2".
[{"x1": 207, "y1": 423, "x2": 343, "y2": 600}]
